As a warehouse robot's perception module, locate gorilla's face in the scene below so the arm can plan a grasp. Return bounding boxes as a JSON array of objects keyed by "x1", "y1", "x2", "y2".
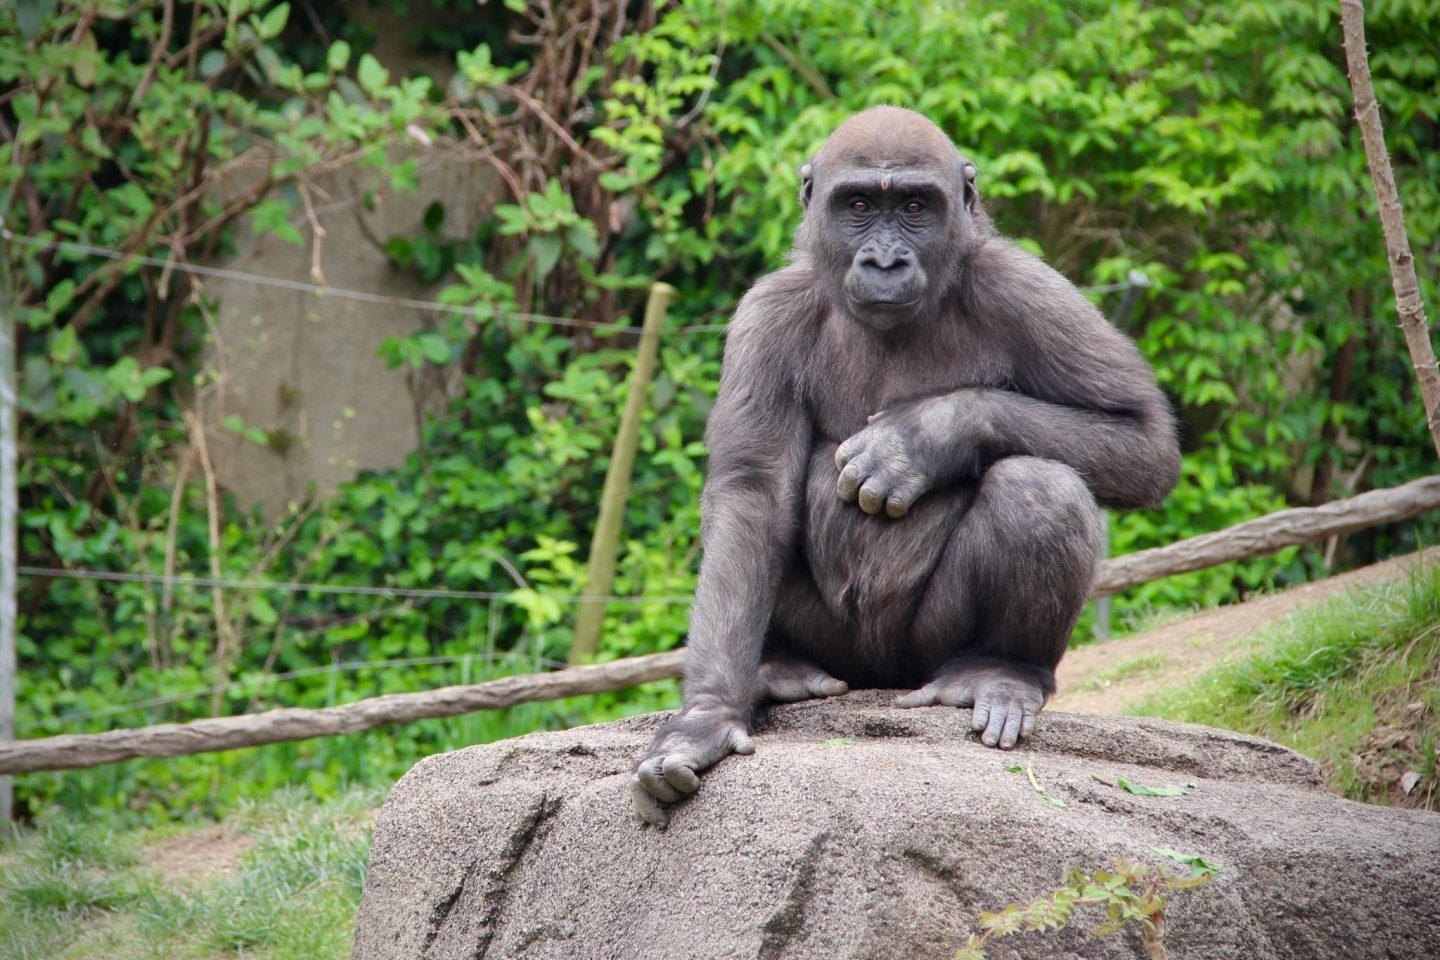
[
  {"x1": 798, "y1": 109, "x2": 980, "y2": 333},
  {"x1": 834, "y1": 176, "x2": 941, "y2": 328}
]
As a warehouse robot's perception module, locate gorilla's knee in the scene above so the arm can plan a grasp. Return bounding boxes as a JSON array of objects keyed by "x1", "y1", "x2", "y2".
[{"x1": 978, "y1": 457, "x2": 1103, "y2": 559}]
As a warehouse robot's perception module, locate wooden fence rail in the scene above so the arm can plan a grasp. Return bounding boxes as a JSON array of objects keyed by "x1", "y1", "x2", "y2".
[{"x1": 1, "y1": 472, "x2": 1437, "y2": 776}]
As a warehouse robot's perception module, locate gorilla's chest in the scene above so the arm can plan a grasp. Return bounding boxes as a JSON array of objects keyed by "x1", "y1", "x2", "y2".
[{"x1": 803, "y1": 319, "x2": 1008, "y2": 443}]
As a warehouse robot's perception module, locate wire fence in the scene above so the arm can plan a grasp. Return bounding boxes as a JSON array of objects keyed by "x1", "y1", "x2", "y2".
[
  {"x1": 50, "y1": 652, "x2": 574, "y2": 725},
  {"x1": 16, "y1": 566, "x2": 694, "y2": 606}
]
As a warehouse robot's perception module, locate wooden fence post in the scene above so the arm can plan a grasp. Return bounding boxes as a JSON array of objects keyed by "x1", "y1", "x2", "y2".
[
  {"x1": 570, "y1": 283, "x2": 674, "y2": 663},
  {"x1": 0, "y1": 227, "x2": 17, "y2": 824}
]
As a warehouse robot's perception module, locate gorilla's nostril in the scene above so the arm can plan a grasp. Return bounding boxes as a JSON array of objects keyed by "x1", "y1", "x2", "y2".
[{"x1": 861, "y1": 249, "x2": 913, "y2": 272}]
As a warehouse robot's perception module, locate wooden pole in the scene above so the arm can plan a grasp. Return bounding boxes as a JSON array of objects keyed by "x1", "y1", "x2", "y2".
[
  {"x1": 0, "y1": 227, "x2": 16, "y2": 822},
  {"x1": 1093, "y1": 473, "x2": 1440, "y2": 595},
  {"x1": 0, "y1": 651, "x2": 686, "y2": 774},
  {"x1": 570, "y1": 283, "x2": 674, "y2": 663},
  {"x1": 1339, "y1": 0, "x2": 1440, "y2": 458}
]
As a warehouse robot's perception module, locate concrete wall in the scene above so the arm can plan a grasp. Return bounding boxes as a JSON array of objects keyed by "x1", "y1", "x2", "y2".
[{"x1": 204, "y1": 152, "x2": 498, "y2": 516}]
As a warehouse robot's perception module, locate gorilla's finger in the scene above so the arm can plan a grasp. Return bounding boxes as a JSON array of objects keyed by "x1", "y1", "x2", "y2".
[
  {"x1": 835, "y1": 440, "x2": 857, "y2": 470},
  {"x1": 998, "y1": 705, "x2": 1025, "y2": 749},
  {"x1": 809, "y1": 675, "x2": 849, "y2": 697},
  {"x1": 836, "y1": 463, "x2": 863, "y2": 501},
  {"x1": 730, "y1": 728, "x2": 756, "y2": 755},
  {"x1": 980, "y1": 708, "x2": 1006, "y2": 748},
  {"x1": 631, "y1": 778, "x2": 671, "y2": 828},
  {"x1": 662, "y1": 758, "x2": 702, "y2": 795},
  {"x1": 858, "y1": 478, "x2": 887, "y2": 515},
  {"x1": 970, "y1": 699, "x2": 991, "y2": 733},
  {"x1": 938, "y1": 683, "x2": 976, "y2": 708},
  {"x1": 885, "y1": 479, "x2": 925, "y2": 518},
  {"x1": 896, "y1": 684, "x2": 940, "y2": 708},
  {"x1": 637, "y1": 757, "x2": 684, "y2": 802},
  {"x1": 1020, "y1": 708, "x2": 1037, "y2": 740}
]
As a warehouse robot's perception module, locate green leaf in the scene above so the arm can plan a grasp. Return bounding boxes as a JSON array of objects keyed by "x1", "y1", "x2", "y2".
[
  {"x1": 46, "y1": 279, "x2": 76, "y2": 314},
  {"x1": 357, "y1": 53, "x2": 388, "y2": 96},
  {"x1": 529, "y1": 234, "x2": 563, "y2": 280},
  {"x1": 1153, "y1": 849, "x2": 1220, "y2": 878},
  {"x1": 247, "y1": 593, "x2": 279, "y2": 626},
  {"x1": 417, "y1": 333, "x2": 452, "y2": 365},
  {"x1": 199, "y1": 49, "x2": 228, "y2": 78},
  {"x1": 258, "y1": 2, "x2": 289, "y2": 40},
  {"x1": 1116, "y1": 777, "x2": 1193, "y2": 797},
  {"x1": 326, "y1": 39, "x2": 351, "y2": 73},
  {"x1": 49, "y1": 326, "x2": 78, "y2": 364},
  {"x1": 16, "y1": 0, "x2": 58, "y2": 41},
  {"x1": 72, "y1": 30, "x2": 98, "y2": 87},
  {"x1": 423, "y1": 201, "x2": 445, "y2": 234},
  {"x1": 820, "y1": 737, "x2": 856, "y2": 747}
]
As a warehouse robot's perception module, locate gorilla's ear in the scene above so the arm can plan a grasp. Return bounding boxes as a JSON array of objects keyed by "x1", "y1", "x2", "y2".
[
  {"x1": 962, "y1": 163, "x2": 979, "y2": 213},
  {"x1": 799, "y1": 162, "x2": 814, "y2": 209}
]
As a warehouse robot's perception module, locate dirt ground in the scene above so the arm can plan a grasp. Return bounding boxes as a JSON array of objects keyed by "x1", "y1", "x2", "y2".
[
  {"x1": 1052, "y1": 547, "x2": 1440, "y2": 716},
  {"x1": 142, "y1": 825, "x2": 252, "y2": 887}
]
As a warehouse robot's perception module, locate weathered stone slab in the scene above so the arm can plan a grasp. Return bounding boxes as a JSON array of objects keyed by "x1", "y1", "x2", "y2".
[{"x1": 353, "y1": 692, "x2": 1440, "y2": 959}]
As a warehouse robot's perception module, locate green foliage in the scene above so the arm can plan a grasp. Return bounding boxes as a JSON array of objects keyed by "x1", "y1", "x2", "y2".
[
  {"x1": 954, "y1": 854, "x2": 1218, "y2": 959},
  {"x1": 8, "y1": 0, "x2": 1440, "y2": 822}
]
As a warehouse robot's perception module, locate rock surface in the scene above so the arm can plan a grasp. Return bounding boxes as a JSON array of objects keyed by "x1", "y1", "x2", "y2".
[{"x1": 352, "y1": 692, "x2": 1440, "y2": 960}]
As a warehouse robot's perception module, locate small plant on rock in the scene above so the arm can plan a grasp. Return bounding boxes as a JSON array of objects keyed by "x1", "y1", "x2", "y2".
[{"x1": 954, "y1": 851, "x2": 1219, "y2": 960}]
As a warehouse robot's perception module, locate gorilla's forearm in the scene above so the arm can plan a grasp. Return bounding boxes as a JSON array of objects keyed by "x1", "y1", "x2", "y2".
[
  {"x1": 681, "y1": 485, "x2": 786, "y2": 713},
  {"x1": 937, "y1": 387, "x2": 1178, "y2": 509}
]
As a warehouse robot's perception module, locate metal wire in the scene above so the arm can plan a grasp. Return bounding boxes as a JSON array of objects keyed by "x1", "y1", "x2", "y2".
[
  {"x1": 0, "y1": 226, "x2": 729, "y2": 335},
  {"x1": 17, "y1": 566, "x2": 695, "y2": 605},
  {"x1": 46, "y1": 653, "x2": 576, "y2": 725}
]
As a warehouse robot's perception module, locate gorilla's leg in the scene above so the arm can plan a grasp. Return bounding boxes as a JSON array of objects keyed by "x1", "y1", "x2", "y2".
[
  {"x1": 760, "y1": 654, "x2": 850, "y2": 702},
  {"x1": 898, "y1": 456, "x2": 1102, "y2": 747}
]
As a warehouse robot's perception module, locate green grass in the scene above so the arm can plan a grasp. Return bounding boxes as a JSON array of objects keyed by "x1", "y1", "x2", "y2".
[
  {"x1": 0, "y1": 786, "x2": 380, "y2": 960},
  {"x1": 1131, "y1": 562, "x2": 1440, "y2": 808}
]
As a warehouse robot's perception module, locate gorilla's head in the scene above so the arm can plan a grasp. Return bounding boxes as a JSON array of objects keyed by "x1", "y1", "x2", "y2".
[{"x1": 797, "y1": 107, "x2": 988, "y2": 331}]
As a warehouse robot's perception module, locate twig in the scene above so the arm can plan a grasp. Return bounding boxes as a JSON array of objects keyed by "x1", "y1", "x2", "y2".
[
  {"x1": 1339, "y1": 0, "x2": 1440, "y2": 458},
  {"x1": 185, "y1": 410, "x2": 234, "y2": 717}
]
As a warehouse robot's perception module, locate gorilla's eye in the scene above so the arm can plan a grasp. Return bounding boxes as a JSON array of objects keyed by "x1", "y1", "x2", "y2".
[
  {"x1": 849, "y1": 199, "x2": 870, "y2": 213},
  {"x1": 904, "y1": 200, "x2": 924, "y2": 215}
]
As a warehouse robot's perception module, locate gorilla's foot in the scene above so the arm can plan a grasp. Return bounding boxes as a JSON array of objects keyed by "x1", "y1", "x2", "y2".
[
  {"x1": 895, "y1": 659, "x2": 1047, "y2": 749},
  {"x1": 760, "y1": 656, "x2": 850, "y2": 703}
]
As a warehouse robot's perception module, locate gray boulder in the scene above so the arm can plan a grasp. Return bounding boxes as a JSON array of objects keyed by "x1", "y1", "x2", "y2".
[{"x1": 352, "y1": 692, "x2": 1440, "y2": 959}]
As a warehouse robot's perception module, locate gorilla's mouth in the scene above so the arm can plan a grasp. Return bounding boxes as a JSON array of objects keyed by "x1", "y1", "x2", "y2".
[{"x1": 856, "y1": 296, "x2": 920, "y2": 307}]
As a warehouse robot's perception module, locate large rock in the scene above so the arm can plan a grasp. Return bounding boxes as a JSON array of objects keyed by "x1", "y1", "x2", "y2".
[{"x1": 352, "y1": 692, "x2": 1440, "y2": 959}]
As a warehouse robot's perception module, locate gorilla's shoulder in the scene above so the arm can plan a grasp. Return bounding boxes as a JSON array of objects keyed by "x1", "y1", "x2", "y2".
[{"x1": 726, "y1": 265, "x2": 825, "y2": 350}]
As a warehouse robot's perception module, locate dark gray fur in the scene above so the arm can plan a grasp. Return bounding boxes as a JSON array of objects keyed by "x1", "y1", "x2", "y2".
[{"x1": 632, "y1": 107, "x2": 1179, "y2": 827}]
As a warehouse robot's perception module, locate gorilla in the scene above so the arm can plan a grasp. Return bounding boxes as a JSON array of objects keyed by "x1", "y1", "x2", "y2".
[{"x1": 632, "y1": 106, "x2": 1179, "y2": 827}]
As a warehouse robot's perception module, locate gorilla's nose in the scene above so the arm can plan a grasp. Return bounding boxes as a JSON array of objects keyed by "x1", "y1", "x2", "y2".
[{"x1": 858, "y1": 242, "x2": 914, "y2": 273}]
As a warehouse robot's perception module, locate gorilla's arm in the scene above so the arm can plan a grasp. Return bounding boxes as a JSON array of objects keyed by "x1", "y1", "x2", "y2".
[
  {"x1": 631, "y1": 284, "x2": 813, "y2": 827},
  {"x1": 836, "y1": 245, "x2": 1178, "y2": 515}
]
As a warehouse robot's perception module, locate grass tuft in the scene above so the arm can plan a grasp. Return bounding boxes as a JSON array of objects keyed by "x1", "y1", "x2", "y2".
[{"x1": 1132, "y1": 561, "x2": 1440, "y2": 809}]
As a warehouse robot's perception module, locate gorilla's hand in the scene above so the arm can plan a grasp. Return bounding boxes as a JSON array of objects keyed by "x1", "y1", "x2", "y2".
[
  {"x1": 835, "y1": 393, "x2": 977, "y2": 517},
  {"x1": 630, "y1": 704, "x2": 755, "y2": 828}
]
